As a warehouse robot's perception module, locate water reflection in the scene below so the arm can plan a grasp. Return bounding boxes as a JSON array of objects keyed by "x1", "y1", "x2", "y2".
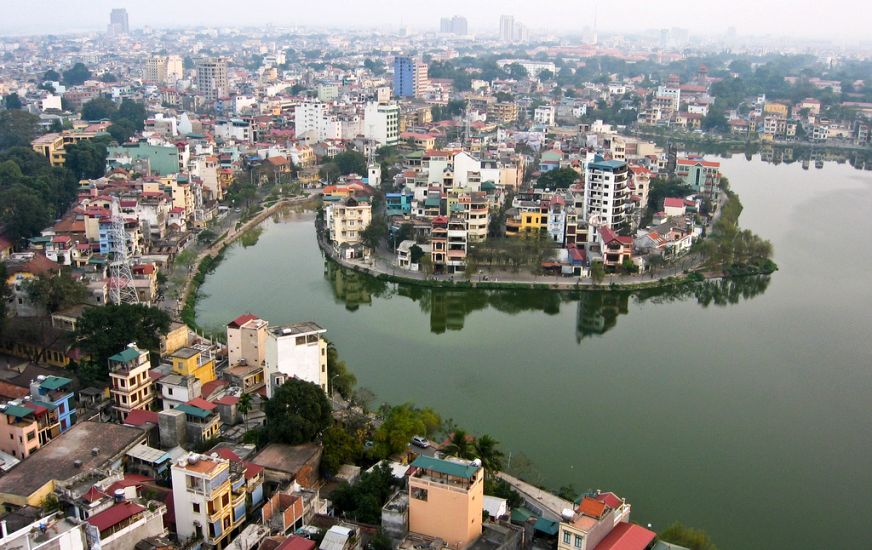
[
  {"x1": 324, "y1": 260, "x2": 771, "y2": 339},
  {"x1": 679, "y1": 141, "x2": 872, "y2": 170}
]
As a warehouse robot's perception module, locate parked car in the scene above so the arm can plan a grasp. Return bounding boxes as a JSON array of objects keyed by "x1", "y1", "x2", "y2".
[{"x1": 411, "y1": 435, "x2": 430, "y2": 448}]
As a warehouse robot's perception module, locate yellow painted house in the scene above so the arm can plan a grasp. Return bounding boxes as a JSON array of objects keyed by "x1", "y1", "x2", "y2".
[{"x1": 170, "y1": 346, "x2": 216, "y2": 385}]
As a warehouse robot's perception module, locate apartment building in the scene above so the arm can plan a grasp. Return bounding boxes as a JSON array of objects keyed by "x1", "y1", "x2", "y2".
[
  {"x1": 226, "y1": 314, "x2": 269, "y2": 368},
  {"x1": 29, "y1": 376, "x2": 75, "y2": 433},
  {"x1": 458, "y1": 192, "x2": 489, "y2": 243},
  {"x1": 674, "y1": 158, "x2": 721, "y2": 201},
  {"x1": 393, "y1": 57, "x2": 429, "y2": 99},
  {"x1": 557, "y1": 492, "x2": 632, "y2": 550},
  {"x1": 583, "y1": 154, "x2": 630, "y2": 231},
  {"x1": 144, "y1": 55, "x2": 183, "y2": 84},
  {"x1": 364, "y1": 102, "x2": 400, "y2": 146},
  {"x1": 328, "y1": 196, "x2": 372, "y2": 253},
  {"x1": 196, "y1": 58, "x2": 228, "y2": 103},
  {"x1": 0, "y1": 404, "x2": 40, "y2": 459},
  {"x1": 31, "y1": 131, "x2": 102, "y2": 167},
  {"x1": 171, "y1": 453, "x2": 235, "y2": 547},
  {"x1": 408, "y1": 455, "x2": 484, "y2": 548},
  {"x1": 446, "y1": 215, "x2": 468, "y2": 273},
  {"x1": 109, "y1": 344, "x2": 155, "y2": 420},
  {"x1": 487, "y1": 102, "x2": 519, "y2": 124},
  {"x1": 264, "y1": 323, "x2": 328, "y2": 398}
]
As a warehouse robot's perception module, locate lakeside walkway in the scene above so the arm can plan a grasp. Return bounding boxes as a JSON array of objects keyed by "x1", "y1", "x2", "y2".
[{"x1": 497, "y1": 472, "x2": 574, "y2": 521}]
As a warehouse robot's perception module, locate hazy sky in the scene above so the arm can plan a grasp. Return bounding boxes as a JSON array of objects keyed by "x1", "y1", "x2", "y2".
[{"x1": 3, "y1": 0, "x2": 870, "y2": 40}]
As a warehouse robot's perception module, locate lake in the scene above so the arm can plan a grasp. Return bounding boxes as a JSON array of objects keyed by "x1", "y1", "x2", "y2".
[{"x1": 197, "y1": 154, "x2": 872, "y2": 549}]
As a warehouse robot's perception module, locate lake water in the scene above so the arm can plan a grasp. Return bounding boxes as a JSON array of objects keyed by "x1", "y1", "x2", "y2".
[{"x1": 197, "y1": 155, "x2": 872, "y2": 549}]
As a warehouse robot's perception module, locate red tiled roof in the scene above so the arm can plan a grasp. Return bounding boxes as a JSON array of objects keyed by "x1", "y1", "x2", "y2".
[
  {"x1": 201, "y1": 379, "x2": 229, "y2": 399},
  {"x1": 676, "y1": 158, "x2": 719, "y2": 168},
  {"x1": 214, "y1": 395, "x2": 239, "y2": 406},
  {"x1": 107, "y1": 474, "x2": 153, "y2": 494},
  {"x1": 123, "y1": 409, "x2": 159, "y2": 426},
  {"x1": 579, "y1": 496, "x2": 607, "y2": 519},
  {"x1": 82, "y1": 486, "x2": 107, "y2": 503},
  {"x1": 593, "y1": 491, "x2": 623, "y2": 509},
  {"x1": 275, "y1": 536, "x2": 317, "y2": 550},
  {"x1": 213, "y1": 448, "x2": 242, "y2": 462},
  {"x1": 228, "y1": 313, "x2": 258, "y2": 328},
  {"x1": 663, "y1": 197, "x2": 685, "y2": 208},
  {"x1": 186, "y1": 397, "x2": 217, "y2": 411},
  {"x1": 0, "y1": 381, "x2": 28, "y2": 400},
  {"x1": 593, "y1": 523, "x2": 656, "y2": 550},
  {"x1": 87, "y1": 501, "x2": 145, "y2": 533}
]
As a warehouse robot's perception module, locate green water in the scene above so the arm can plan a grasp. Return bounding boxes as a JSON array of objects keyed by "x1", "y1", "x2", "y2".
[{"x1": 197, "y1": 156, "x2": 872, "y2": 549}]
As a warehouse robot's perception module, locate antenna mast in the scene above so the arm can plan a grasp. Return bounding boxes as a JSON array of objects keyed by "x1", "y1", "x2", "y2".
[{"x1": 108, "y1": 197, "x2": 140, "y2": 305}]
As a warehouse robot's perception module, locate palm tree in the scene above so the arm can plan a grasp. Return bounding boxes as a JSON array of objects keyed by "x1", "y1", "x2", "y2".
[
  {"x1": 444, "y1": 429, "x2": 475, "y2": 460},
  {"x1": 474, "y1": 434, "x2": 505, "y2": 475},
  {"x1": 238, "y1": 392, "x2": 253, "y2": 430}
]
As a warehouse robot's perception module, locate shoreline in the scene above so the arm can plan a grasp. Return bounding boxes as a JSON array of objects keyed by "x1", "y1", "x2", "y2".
[{"x1": 316, "y1": 233, "x2": 777, "y2": 293}]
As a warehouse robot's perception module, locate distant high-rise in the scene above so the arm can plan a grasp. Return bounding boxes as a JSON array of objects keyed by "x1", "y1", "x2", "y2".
[
  {"x1": 196, "y1": 58, "x2": 228, "y2": 103},
  {"x1": 440, "y1": 15, "x2": 467, "y2": 35},
  {"x1": 144, "y1": 55, "x2": 183, "y2": 84},
  {"x1": 393, "y1": 56, "x2": 429, "y2": 99},
  {"x1": 108, "y1": 8, "x2": 129, "y2": 35},
  {"x1": 499, "y1": 15, "x2": 515, "y2": 43}
]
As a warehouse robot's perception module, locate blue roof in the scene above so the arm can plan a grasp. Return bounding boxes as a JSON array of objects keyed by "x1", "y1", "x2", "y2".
[{"x1": 589, "y1": 158, "x2": 627, "y2": 171}]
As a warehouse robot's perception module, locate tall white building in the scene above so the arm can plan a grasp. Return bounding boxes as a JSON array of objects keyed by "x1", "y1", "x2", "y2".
[
  {"x1": 499, "y1": 15, "x2": 515, "y2": 42},
  {"x1": 144, "y1": 55, "x2": 183, "y2": 84},
  {"x1": 364, "y1": 102, "x2": 400, "y2": 146},
  {"x1": 264, "y1": 322, "x2": 328, "y2": 397},
  {"x1": 196, "y1": 58, "x2": 228, "y2": 102},
  {"x1": 583, "y1": 153, "x2": 630, "y2": 231}
]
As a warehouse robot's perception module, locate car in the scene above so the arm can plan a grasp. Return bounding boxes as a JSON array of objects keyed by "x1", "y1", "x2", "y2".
[{"x1": 411, "y1": 436, "x2": 430, "y2": 448}]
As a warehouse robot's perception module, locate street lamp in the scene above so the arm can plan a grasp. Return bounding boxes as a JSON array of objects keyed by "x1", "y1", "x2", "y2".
[{"x1": 330, "y1": 373, "x2": 340, "y2": 407}]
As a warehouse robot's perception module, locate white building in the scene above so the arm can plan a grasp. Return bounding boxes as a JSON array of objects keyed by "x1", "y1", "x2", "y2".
[
  {"x1": 264, "y1": 322, "x2": 328, "y2": 397},
  {"x1": 364, "y1": 102, "x2": 400, "y2": 146},
  {"x1": 226, "y1": 314, "x2": 269, "y2": 368},
  {"x1": 583, "y1": 153, "x2": 630, "y2": 231},
  {"x1": 533, "y1": 105, "x2": 556, "y2": 126},
  {"x1": 215, "y1": 119, "x2": 252, "y2": 143},
  {"x1": 196, "y1": 58, "x2": 228, "y2": 102}
]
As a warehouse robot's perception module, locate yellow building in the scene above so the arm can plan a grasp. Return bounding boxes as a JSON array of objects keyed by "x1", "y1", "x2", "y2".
[
  {"x1": 31, "y1": 131, "x2": 102, "y2": 167},
  {"x1": 170, "y1": 346, "x2": 216, "y2": 385},
  {"x1": 171, "y1": 453, "x2": 234, "y2": 547},
  {"x1": 763, "y1": 102, "x2": 789, "y2": 118},
  {"x1": 161, "y1": 322, "x2": 190, "y2": 356},
  {"x1": 408, "y1": 455, "x2": 484, "y2": 549}
]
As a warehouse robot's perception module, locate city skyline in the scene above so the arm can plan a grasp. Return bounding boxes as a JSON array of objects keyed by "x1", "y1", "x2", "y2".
[{"x1": 2, "y1": 0, "x2": 871, "y2": 41}]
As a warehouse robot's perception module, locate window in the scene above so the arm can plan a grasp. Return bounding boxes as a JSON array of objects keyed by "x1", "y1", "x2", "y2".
[
  {"x1": 574, "y1": 535, "x2": 583, "y2": 548},
  {"x1": 411, "y1": 487, "x2": 428, "y2": 501},
  {"x1": 192, "y1": 502, "x2": 200, "y2": 513},
  {"x1": 563, "y1": 531, "x2": 571, "y2": 544},
  {"x1": 26, "y1": 432, "x2": 35, "y2": 441}
]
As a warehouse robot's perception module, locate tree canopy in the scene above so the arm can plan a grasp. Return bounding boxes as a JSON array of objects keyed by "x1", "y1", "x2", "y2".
[
  {"x1": 327, "y1": 342, "x2": 356, "y2": 399},
  {"x1": 372, "y1": 403, "x2": 441, "y2": 458},
  {"x1": 64, "y1": 140, "x2": 108, "y2": 180},
  {"x1": 62, "y1": 62, "x2": 91, "y2": 86},
  {"x1": 264, "y1": 378, "x2": 333, "y2": 445},
  {"x1": 25, "y1": 270, "x2": 88, "y2": 314},
  {"x1": 360, "y1": 218, "x2": 388, "y2": 251},
  {"x1": 82, "y1": 97, "x2": 117, "y2": 121},
  {"x1": 535, "y1": 167, "x2": 580, "y2": 189},
  {"x1": 75, "y1": 304, "x2": 171, "y2": 372},
  {"x1": 329, "y1": 463, "x2": 397, "y2": 524},
  {"x1": 0, "y1": 110, "x2": 40, "y2": 150},
  {"x1": 3, "y1": 93, "x2": 22, "y2": 110},
  {"x1": 333, "y1": 150, "x2": 367, "y2": 176}
]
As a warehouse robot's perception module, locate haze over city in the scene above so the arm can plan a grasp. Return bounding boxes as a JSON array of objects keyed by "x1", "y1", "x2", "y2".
[{"x1": 3, "y1": 0, "x2": 872, "y2": 41}]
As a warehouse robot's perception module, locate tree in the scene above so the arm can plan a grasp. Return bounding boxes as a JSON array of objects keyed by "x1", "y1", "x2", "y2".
[
  {"x1": 368, "y1": 530, "x2": 393, "y2": 550},
  {"x1": 43, "y1": 69, "x2": 60, "y2": 82},
  {"x1": 81, "y1": 97, "x2": 117, "y2": 121},
  {"x1": 591, "y1": 261, "x2": 605, "y2": 283},
  {"x1": 99, "y1": 73, "x2": 118, "y2": 83},
  {"x1": 372, "y1": 403, "x2": 441, "y2": 457},
  {"x1": 360, "y1": 218, "x2": 388, "y2": 251},
  {"x1": 25, "y1": 270, "x2": 88, "y2": 314},
  {"x1": 702, "y1": 104, "x2": 729, "y2": 133},
  {"x1": 504, "y1": 63, "x2": 528, "y2": 80},
  {"x1": 396, "y1": 222, "x2": 414, "y2": 243},
  {"x1": 409, "y1": 244, "x2": 425, "y2": 265},
  {"x1": 329, "y1": 463, "x2": 397, "y2": 524},
  {"x1": 3, "y1": 93, "x2": 22, "y2": 110},
  {"x1": 538, "y1": 69, "x2": 554, "y2": 81},
  {"x1": 557, "y1": 484, "x2": 578, "y2": 502},
  {"x1": 321, "y1": 425, "x2": 360, "y2": 476},
  {"x1": 238, "y1": 392, "x2": 253, "y2": 429},
  {"x1": 327, "y1": 342, "x2": 357, "y2": 400},
  {"x1": 474, "y1": 434, "x2": 505, "y2": 474},
  {"x1": 64, "y1": 140, "x2": 108, "y2": 180},
  {"x1": 658, "y1": 523, "x2": 717, "y2": 550},
  {"x1": 112, "y1": 99, "x2": 146, "y2": 132},
  {"x1": 0, "y1": 110, "x2": 39, "y2": 150},
  {"x1": 75, "y1": 304, "x2": 171, "y2": 373},
  {"x1": 264, "y1": 378, "x2": 332, "y2": 445},
  {"x1": 62, "y1": 62, "x2": 91, "y2": 86},
  {"x1": 536, "y1": 167, "x2": 580, "y2": 189},
  {"x1": 0, "y1": 263, "x2": 12, "y2": 339},
  {"x1": 108, "y1": 121, "x2": 135, "y2": 143},
  {"x1": 333, "y1": 150, "x2": 367, "y2": 176},
  {"x1": 0, "y1": 186, "x2": 50, "y2": 243},
  {"x1": 444, "y1": 429, "x2": 475, "y2": 459}
]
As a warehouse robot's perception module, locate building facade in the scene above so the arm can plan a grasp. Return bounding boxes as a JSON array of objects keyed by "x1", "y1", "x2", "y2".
[{"x1": 264, "y1": 323, "x2": 328, "y2": 397}]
